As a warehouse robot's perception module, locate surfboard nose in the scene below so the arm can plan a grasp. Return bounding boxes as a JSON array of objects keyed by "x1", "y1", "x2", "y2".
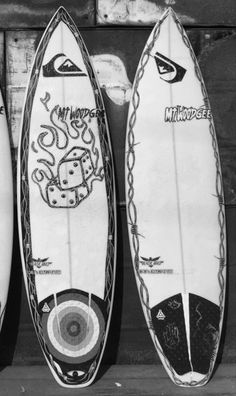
[
  {"x1": 161, "y1": 6, "x2": 176, "y2": 21},
  {"x1": 53, "y1": 6, "x2": 70, "y2": 18}
]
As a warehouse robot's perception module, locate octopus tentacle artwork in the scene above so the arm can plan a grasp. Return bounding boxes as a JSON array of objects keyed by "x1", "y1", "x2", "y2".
[{"x1": 31, "y1": 103, "x2": 104, "y2": 208}]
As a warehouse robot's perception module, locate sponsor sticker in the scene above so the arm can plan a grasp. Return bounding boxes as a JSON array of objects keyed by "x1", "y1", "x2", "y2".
[
  {"x1": 165, "y1": 105, "x2": 212, "y2": 123},
  {"x1": 139, "y1": 256, "x2": 173, "y2": 275}
]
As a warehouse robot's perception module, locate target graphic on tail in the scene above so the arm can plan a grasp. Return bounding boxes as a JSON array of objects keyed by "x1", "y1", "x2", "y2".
[{"x1": 40, "y1": 290, "x2": 105, "y2": 364}]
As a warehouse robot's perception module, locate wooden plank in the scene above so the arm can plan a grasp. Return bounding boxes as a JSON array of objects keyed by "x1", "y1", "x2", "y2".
[
  {"x1": 0, "y1": 365, "x2": 234, "y2": 395},
  {"x1": 0, "y1": 0, "x2": 95, "y2": 28},
  {"x1": 0, "y1": 33, "x2": 5, "y2": 92},
  {"x1": 198, "y1": 31, "x2": 236, "y2": 205},
  {"x1": 97, "y1": 0, "x2": 236, "y2": 26},
  {"x1": 6, "y1": 31, "x2": 40, "y2": 161}
]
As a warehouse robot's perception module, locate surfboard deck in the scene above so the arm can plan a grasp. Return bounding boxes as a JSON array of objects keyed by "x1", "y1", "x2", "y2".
[
  {"x1": 0, "y1": 89, "x2": 13, "y2": 333},
  {"x1": 17, "y1": 7, "x2": 116, "y2": 388},
  {"x1": 125, "y1": 8, "x2": 226, "y2": 387}
]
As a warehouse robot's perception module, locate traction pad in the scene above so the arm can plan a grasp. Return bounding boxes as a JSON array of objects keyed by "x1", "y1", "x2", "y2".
[
  {"x1": 151, "y1": 293, "x2": 220, "y2": 376},
  {"x1": 190, "y1": 294, "x2": 220, "y2": 374},
  {"x1": 151, "y1": 293, "x2": 191, "y2": 375}
]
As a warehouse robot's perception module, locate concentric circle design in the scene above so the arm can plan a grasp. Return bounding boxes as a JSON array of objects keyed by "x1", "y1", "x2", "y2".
[{"x1": 41, "y1": 291, "x2": 105, "y2": 364}]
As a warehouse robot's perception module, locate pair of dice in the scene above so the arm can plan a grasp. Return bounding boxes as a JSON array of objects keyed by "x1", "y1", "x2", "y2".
[{"x1": 46, "y1": 147, "x2": 94, "y2": 208}]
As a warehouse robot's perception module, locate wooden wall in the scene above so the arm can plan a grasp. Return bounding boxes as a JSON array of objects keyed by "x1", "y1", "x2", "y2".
[{"x1": 0, "y1": 0, "x2": 235, "y2": 368}]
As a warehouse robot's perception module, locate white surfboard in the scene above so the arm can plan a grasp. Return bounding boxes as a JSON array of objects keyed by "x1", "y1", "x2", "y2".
[
  {"x1": 125, "y1": 8, "x2": 226, "y2": 386},
  {"x1": 0, "y1": 90, "x2": 13, "y2": 333},
  {"x1": 17, "y1": 7, "x2": 116, "y2": 388}
]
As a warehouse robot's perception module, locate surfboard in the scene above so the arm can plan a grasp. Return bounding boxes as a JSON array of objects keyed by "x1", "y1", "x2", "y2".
[
  {"x1": 17, "y1": 7, "x2": 116, "y2": 388},
  {"x1": 125, "y1": 8, "x2": 226, "y2": 387},
  {"x1": 0, "y1": 89, "x2": 13, "y2": 334}
]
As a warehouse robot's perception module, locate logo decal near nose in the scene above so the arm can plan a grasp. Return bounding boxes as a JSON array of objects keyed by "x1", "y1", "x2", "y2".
[
  {"x1": 154, "y1": 51, "x2": 186, "y2": 84},
  {"x1": 43, "y1": 53, "x2": 87, "y2": 77}
]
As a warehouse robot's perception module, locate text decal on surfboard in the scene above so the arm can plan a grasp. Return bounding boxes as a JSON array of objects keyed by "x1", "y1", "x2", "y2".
[
  {"x1": 164, "y1": 105, "x2": 212, "y2": 122},
  {"x1": 139, "y1": 256, "x2": 173, "y2": 274},
  {"x1": 154, "y1": 51, "x2": 186, "y2": 84}
]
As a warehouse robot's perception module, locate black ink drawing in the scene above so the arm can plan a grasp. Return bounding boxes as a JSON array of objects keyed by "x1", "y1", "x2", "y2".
[
  {"x1": 31, "y1": 104, "x2": 104, "y2": 208},
  {"x1": 40, "y1": 92, "x2": 51, "y2": 112},
  {"x1": 154, "y1": 51, "x2": 186, "y2": 84},
  {"x1": 168, "y1": 299, "x2": 181, "y2": 310},
  {"x1": 163, "y1": 323, "x2": 180, "y2": 349},
  {"x1": 43, "y1": 53, "x2": 86, "y2": 77}
]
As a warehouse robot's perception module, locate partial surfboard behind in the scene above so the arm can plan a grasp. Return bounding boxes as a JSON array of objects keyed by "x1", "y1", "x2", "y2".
[
  {"x1": 18, "y1": 7, "x2": 116, "y2": 388},
  {"x1": 0, "y1": 89, "x2": 13, "y2": 335},
  {"x1": 125, "y1": 8, "x2": 226, "y2": 386}
]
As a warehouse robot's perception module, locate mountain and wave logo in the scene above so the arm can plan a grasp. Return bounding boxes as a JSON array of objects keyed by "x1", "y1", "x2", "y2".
[
  {"x1": 43, "y1": 53, "x2": 86, "y2": 77},
  {"x1": 154, "y1": 51, "x2": 186, "y2": 84}
]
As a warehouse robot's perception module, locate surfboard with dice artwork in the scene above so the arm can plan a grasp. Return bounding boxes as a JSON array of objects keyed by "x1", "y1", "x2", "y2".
[
  {"x1": 17, "y1": 7, "x2": 116, "y2": 388},
  {"x1": 126, "y1": 8, "x2": 226, "y2": 387}
]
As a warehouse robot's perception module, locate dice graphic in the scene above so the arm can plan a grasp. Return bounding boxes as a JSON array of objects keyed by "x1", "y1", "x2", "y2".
[
  {"x1": 77, "y1": 184, "x2": 90, "y2": 204},
  {"x1": 46, "y1": 182, "x2": 78, "y2": 208},
  {"x1": 58, "y1": 147, "x2": 94, "y2": 190}
]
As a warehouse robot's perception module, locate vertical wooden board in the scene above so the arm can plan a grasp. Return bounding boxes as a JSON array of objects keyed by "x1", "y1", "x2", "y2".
[
  {"x1": 0, "y1": 33, "x2": 5, "y2": 92},
  {"x1": 97, "y1": 0, "x2": 236, "y2": 26},
  {"x1": 0, "y1": 0, "x2": 95, "y2": 28},
  {"x1": 6, "y1": 31, "x2": 41, "y2": 159},
  {"x1": 0, "y1": 365, "x2": 234, "y2": 396},
  {"x1": 198, "y1": 30, "x2": 236, "y2": 205}
]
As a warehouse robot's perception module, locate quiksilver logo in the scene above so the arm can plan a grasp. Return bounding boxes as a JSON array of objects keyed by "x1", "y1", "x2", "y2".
[
  {"x1": 43, "y1": 53, "x2": 86, "y2": 77},
  {"x1": 154, "y1": 52, "x2": 186, "y2": 84},
  {"x1": 165, "y1": 105, "x2": 212, "y2": 122}
]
